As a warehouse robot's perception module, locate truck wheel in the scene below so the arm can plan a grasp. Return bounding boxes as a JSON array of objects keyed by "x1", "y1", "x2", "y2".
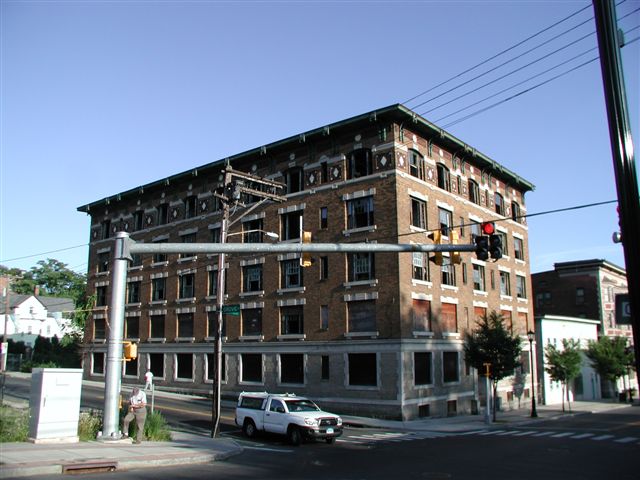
[
  {"x1": 243, "y1": 419, "x2": 257, "y2": 439},
  {"x1": 287, "y1": 426, "x2": 302, "y2": 446},
  {"x1": 325, "y1": 437, "x2": 335, "y2": 444}
]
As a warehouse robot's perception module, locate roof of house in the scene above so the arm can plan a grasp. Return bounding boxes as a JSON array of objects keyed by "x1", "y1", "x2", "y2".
[
  {"x1": 77, "y1": 104, "x2": 535, "y2": 213},
  {"x1": 0, "y1": 294, "x2": 75, "y2": 315}
]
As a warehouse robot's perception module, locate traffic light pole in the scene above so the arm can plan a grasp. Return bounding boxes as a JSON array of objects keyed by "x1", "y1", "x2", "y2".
[
  {"x1": 102, "y1": 232, "x2": 131, "y2": 439},
  {"x1": 593, "y1": 0, "x2": 640, "y2": 386}
]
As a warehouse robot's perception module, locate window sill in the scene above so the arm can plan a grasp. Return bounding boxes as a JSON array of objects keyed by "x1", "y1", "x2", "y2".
[
  {"x1": 240, "y1": 291, "x2": 265, "y2": 298},
  {"x1": 128, "y1": 265, "x2": 143, "y2": 272},
  {"x1": 442, "y1": 332, "x2": 461, "y2": 339},
  {"x1": 148, "y1": 337, "x2": 166, "y2": 343},
  {"x1": 124, "y1": 337, "x2": 140, "y2": 342},
  {"x1": 442, "y1": 284, "x2": 458, "y2": 292},
  {"x1": 277, "y1": 334, "x2": 306, "y2": 341},
  {"x1": 239, "y1": 335, "x2": 264, "y2": 342},
  {"x1": 473, "y1": 290, "x2": 488, "y2": 297},
  {"x1": 92, "y1": 339, "x2": 106, "y2": 344},
  {"x1": 177, "y1": 297, "x2": 196, "y2": 304},
  {"x1": 342, "y1": 225, "x2": 377, "y2": 236},
  {"x1": 126, "y1": 302, "x2": 142, "y2": 308},
  {"x1": 96, "y1": 271, "x2": 109, "y2": 277},
  {"x1": 151, "y1": 261, "x2": 169, "y2": 268},
  {"x1": 150, "y1": 300, "x2": 167, "y2": 306},
  {"x1": 411, "y1": 279, "x2": 432, "y2": 287},
  {"x1": 277, "y1": 287, "x2": 305, "y2": 295},
  {"x1": 412, "y1": 331, "x2": 434, "y2": 338},
  {"x1": 345, "y1": 331, "x2": 379, "y2": 339},
  {"x1": 175, "y1": 337, "x2": 195, "y2": 343},
  {"x1": 205, "y1": 294, "x2": 229, "y2": 302},
  {"x1": 205, "y1": 336, "x2": 227, "y2": 342},
  {"x1": 500, "y1": 295, "x2": 513, "y2": 301},
  {"x1": 343, "y1": 279, "x2": 378, "y2": 288},
  {"x1": 517, "y1": 297, "x2": 529, "y2": 303},
  {"x1": 177, "y1": 256, "x2": 197, "y2": 264}
]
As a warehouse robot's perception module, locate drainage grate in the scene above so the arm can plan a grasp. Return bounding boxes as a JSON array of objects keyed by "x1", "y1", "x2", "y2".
[{"x1": 62, "y1": 461, "x2": 118, "y2": 475}]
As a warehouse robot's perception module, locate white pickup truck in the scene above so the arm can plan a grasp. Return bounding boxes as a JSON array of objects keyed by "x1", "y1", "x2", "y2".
[{"x1": 235, "y1": 392, "x2": 343, "y2": 445}]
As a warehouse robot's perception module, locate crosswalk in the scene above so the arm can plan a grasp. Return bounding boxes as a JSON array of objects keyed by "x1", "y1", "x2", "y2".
[
  {"x1": 460, "y1": 428, "x2": 640, "y2": 445},
  {"x1": 337, "y1": 431, "x2": 450, "y2": 445}
]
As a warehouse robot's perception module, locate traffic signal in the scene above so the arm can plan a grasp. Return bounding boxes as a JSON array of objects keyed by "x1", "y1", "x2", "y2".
[
  {"x1": 428, "y1": 230, "x2": 443, "y2": 266},
  {"x1": 123, "y1": 341, "x2": 138, "y2": 362},
  {"x1": 481, "y1": 222, "x2": 495, "y2": 236},
  {"x1": 489, "y1": 234, "x2": 503, "y2": 260},
  {"x1": 474, "y1": 235, "x2": 489, "y2": 261},
  {"x1": 300, "y1": 231, "x2": 313, "y2": 267},
  {"x1": 450, "y1": 230, "x2": 462, "y2": 265}
]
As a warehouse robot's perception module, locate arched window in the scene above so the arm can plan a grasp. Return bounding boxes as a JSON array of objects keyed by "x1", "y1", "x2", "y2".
[
  {"x1": 437, "y1": 164, "x2": 451, "y2": 192},
  {"x1": 468, "y1": 179, "x2": 480, "y2": 205},
  {"x1": 495, "y1": 192, "x2": 504, "y2": 216},
  {"x1": 511, "y1": 201, "x2": 521, "y2": 222},
  {"x1": 347, "y1": 148, "x2": 373, "y2": 179},
  {"x1": 409, "y1": 149, "x2": 425, "y2": 180}
]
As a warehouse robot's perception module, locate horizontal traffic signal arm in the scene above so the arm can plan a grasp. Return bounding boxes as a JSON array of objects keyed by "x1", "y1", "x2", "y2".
[{"x1": 124, "y1": 238, "x2": 478, "y2": 256}]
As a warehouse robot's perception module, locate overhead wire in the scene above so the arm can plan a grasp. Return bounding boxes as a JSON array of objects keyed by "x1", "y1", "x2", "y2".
[{"x1": 402, "y1": 2, "x2": 594, "y2": 105}]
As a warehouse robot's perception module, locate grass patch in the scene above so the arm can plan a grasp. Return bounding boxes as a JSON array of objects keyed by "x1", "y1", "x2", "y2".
[
  {"x1": 0, "y1": 405, "x2": 29, "y2": 442},
  {"x1": 123, "y1": 409, "x2": 172, "y2": 441},
  {"x1": 78, "y1": 409, "x2": 102, "y2": 441}
]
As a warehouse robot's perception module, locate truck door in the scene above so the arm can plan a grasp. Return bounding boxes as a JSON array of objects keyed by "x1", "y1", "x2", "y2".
[{"x1": 263, "y1": 398, "x2": 287, "y2": 434}]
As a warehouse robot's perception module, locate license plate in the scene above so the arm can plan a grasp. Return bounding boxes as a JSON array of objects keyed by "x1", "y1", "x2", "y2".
[{"x1": 326, "y1": 428, "x2": 334, "y2": 434}]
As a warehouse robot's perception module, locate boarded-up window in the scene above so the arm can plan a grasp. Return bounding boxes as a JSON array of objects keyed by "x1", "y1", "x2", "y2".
[
  {"x1": 412, "y1": 299, "x2": 431, "y2": 332},
  {"x1": 440, "y1": 303, "x2": 457, "y2": 332}
]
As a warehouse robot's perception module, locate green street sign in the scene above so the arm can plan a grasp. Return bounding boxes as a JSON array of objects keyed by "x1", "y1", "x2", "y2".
[{"x1": 222, "y1": 304, "x2": 241, "y2": 316}]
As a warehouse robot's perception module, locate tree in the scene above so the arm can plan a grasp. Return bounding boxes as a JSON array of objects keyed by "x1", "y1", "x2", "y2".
[
  {"x1": 464, "y1": 311, "x2": 522, "y2": 421},
  {"x1": 586, "y1": 336, "x2": 633, "y2": 398},
  {"x1": 545, "y1": 339, "x2": 582, "y2": 412}
]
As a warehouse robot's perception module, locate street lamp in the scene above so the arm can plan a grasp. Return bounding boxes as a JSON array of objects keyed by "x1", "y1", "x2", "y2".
[{"x1": 527, "y1": 330, "x2": 538, "y2": 418}]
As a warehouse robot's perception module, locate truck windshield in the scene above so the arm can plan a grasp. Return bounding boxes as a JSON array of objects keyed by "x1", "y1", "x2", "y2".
[{"x1": 284, "y1": 399, "x2": 320, "y2": 412}]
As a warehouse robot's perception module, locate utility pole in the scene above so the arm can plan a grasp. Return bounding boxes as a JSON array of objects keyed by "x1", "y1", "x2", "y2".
[
  {"x1": 592, "y1": 0, "x2": 640, "y2": 387},
  {"x1": 210, "y1": 167, "x2": 286, "y2": 438}
]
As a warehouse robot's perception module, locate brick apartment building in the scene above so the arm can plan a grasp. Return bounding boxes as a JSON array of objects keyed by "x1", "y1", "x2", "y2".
[
  {"x1": 532, "y1": 259, "x2": 631, "y2": 340},
  {"x1": 78, "y1": 104, "x2": 535, "y2": 420}
]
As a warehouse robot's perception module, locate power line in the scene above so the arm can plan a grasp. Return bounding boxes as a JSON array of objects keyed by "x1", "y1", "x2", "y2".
[
  {"x1": 440, "y1": 32, "x2": 639, "y2": 128},
  {"x1": 0, "y1": 244, "x2": 89, "y2": 264},
  {"x1": 402, "y1": 3, "x2": 593, "y2": 105}
]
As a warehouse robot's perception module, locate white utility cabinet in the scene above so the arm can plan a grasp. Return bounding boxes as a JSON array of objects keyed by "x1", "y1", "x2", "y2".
[{"x1": 28, "y1": 368, "x2": 83, "y2": 443}]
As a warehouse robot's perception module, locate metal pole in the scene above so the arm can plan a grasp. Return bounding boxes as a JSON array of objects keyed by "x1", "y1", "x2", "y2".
[
  {"x1": 529, "y1": 336, "x2": 538, "y2": 418},
  {"x1": 483, "y1": 363, "x2": 492, "y2": 425},
  {"x1": 102, "y1": 232, "x2": 131, "y2": 438},
  {"x1": 212, "y1": 173, "x2": 231, "y2": 438},
  {"x1": 593, "y1": 0, "x2": 640, "y2": 388}
]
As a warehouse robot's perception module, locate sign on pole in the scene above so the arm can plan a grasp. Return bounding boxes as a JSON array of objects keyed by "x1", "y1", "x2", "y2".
[
  {"x1": 222, "y1": 304, "x2": 241, "y2": 316},
  {"x1": 616, "y1": 294, "x2": 632, "y2": 325}
]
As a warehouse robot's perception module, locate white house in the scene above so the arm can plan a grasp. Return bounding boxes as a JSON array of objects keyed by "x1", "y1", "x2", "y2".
[
  {"x1": 535, "y1": 315, "x2": 600, "y2": 405},
  {"x1": 0, "y1": 294, "x2": 75, "y2": 346}
]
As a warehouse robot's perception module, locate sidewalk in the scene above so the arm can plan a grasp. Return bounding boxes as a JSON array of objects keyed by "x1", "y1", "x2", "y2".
[
  {"x1": 1, "y1": 373, "x2": 634, "y2": 479},
  {"x1": 342, "y1": 399, "x2": 635, "y2": 433}
]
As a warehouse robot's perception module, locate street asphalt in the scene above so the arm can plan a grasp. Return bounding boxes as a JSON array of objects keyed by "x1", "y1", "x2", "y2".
[{"x1": 1, "y1": 375, "x2": 635, "y2": 479}]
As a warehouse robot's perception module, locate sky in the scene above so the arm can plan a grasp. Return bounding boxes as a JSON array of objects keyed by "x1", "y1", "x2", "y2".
[{"x1": 1, "y1": 0, "x2": 639, "y2": 278}]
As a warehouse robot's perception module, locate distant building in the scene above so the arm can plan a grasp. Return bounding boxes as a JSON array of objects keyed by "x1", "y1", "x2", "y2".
[
  {"x1": 78, "y1": 104, "x2": 535, "y2": 420},
  {"x1": 0, "y1": 294, "x2": 75, "y2": 346},
  {"x1": 532, "y1": 259, "x2": 631, "y2": 339},
  {"x1": 532, "y1": 259, "x2": 635, "y2": 399},
  {"x1": 534, "y1": 315, "x2": 600, "y2": 405}
]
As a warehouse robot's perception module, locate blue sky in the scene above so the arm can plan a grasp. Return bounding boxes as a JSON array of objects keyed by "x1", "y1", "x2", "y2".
[{"x1": 1, "y1": 0, "x2": 638, "y2": 276}]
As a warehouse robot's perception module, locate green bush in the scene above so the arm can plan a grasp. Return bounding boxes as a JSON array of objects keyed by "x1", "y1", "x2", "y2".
[
  {"x1": 78, "y1": 410, "x2": 102, "y2": 441},
  {"x1": 19, "y1": 360, "x2": 58, "y2": 373},
  {"x1": 0, "y1": 405, "x2": 29, "y2": 442},
  {"x1": 122, "y1": 408, "x2": 172, "y2": 441},
  {"x1": 144, "y1": 410, "x2": 172, "y2": 441}
]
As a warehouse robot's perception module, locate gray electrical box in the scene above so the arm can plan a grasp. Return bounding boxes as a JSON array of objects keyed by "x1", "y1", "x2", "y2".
[{"x1": 28, "y1": 368, "x2": 83, "y2": 443}]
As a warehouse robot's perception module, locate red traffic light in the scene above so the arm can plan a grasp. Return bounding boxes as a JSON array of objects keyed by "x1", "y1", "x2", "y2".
[{"x1": 481, "y1": 222, "x2": 495, "y2": 235}]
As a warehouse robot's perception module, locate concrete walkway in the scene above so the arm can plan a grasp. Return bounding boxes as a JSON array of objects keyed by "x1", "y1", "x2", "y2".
[{"x1": 1, "y1": 373, "x2": 634, "y2": 479}]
